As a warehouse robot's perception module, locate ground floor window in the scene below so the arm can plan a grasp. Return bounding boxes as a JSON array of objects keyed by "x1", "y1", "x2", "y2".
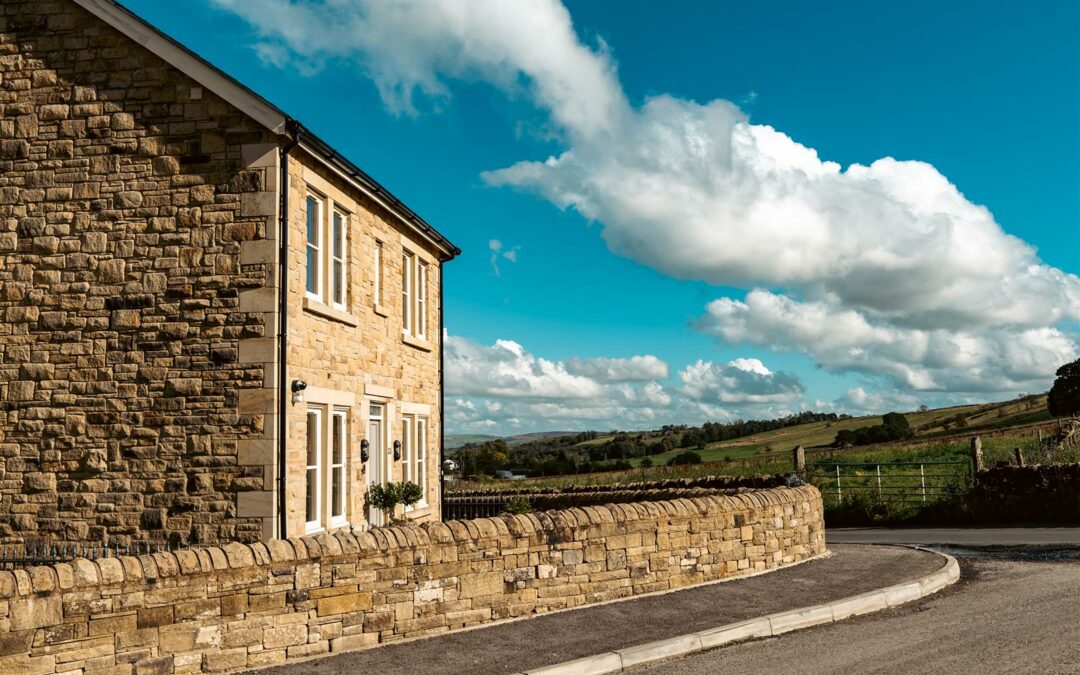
[
  {"x1": 306, "y1": 405, "x2": 350, "y2": 532},
  {"x1": 402, "y1": 414, "x2": 429, "y2": 509}
]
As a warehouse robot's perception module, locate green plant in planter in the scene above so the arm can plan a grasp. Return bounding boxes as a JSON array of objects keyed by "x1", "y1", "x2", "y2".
[{"x1": 366, "y1": 481, "x2": 423, "y2": 524}]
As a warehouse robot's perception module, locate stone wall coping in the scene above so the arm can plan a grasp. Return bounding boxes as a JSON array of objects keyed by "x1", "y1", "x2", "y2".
[{"x1": 0, "y1": 485, "x2": 818, "y2": 600}]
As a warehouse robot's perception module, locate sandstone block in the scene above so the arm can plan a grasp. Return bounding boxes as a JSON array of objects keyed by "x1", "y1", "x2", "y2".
[
  {"x1": 24, "y1": 472, "x2": 56, "y2": 493},
  {"x1": 263, "y1": 624, "x2": 307, "y2": 649},
  {"x1": 111, "y1": 112, "x2": 136, "y2": 130},
  {"x1": 317, "y1": 592, "x2": 372, "y2": 617}
]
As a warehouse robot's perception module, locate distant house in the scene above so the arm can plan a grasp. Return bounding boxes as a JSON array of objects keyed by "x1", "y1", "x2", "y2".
[{"x1": 0, "y1": 0, "x2": 459, "y2": 545}]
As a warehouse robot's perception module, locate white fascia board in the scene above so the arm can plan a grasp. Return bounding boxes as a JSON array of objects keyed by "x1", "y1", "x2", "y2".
[{"x1": 72, "y1": 0, "x2": 289, "y2": 135}]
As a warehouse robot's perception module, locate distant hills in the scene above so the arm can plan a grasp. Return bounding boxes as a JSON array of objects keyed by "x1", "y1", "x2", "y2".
[{"x1": 445, "y1": 430, "x2": 578, "y2": 450}]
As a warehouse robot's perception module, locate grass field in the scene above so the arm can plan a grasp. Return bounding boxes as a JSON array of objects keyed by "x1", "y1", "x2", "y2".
[{"x1": 448, "y1": 394, "x2": 1067, "y2": 494}]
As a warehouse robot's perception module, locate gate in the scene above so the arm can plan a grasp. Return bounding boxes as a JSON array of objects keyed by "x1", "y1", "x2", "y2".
[{"x1": 807, "y1": 460, "x2": 972, "y2": 506}]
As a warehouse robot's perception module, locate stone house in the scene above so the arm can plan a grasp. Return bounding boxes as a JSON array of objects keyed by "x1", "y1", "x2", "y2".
[{"x1": 0, "y1": 0, "x2": 459, "y2": 546}]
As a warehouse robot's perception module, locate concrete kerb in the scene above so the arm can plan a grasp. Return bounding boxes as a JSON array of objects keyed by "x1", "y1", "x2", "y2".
[{"x1": 521, "y1": 545, "x2": 960, "y2": 675}]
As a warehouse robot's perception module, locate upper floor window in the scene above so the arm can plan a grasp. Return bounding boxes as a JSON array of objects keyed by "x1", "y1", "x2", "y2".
[
  {"x1": 374, "y1": 241, "x2": 383, "y2": 308},
  {"x1": 305, "y1": 195, "x2": 321, "y2": 299},
  {"x1": 331, "y1": 210, "x2": 347, "y2": 309},
  {"x1": 401, "y1": 251, "x2": 428, "y2": 340},
  {"x1": 305, "y1": 191, "x2": 348, "y2": 310}
]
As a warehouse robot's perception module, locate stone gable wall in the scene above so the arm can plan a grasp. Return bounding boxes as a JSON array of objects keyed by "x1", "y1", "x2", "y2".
[
  {"x1": 0, "y1": 486, "x2": 825, "y2": 674},
  {"x1": 0, "y1": 0, "x2": 281, "y2": 545}
]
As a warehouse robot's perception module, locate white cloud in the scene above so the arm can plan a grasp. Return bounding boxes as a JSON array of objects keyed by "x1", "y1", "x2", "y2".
[
  {"x1": 565, "y1": 355, "x2": 669, "y2": 381},
  {"x1": 699, "y1": 289, "x2": 1077, "y2": 394},
  {"x1": 444, "y1": 334, "x2": 804, "y2": 434},
  {"x1": 488, "y1": 239, "x2": 520, "y2": 277},
  {"x1": 214, "y1": 0, "x2": 1080, "y2": 404},
  {"x1": 209, "y1": 0, "x2": 626, "y2": 138},
  {"x1": 679, "y1": 358, "x2": 804, "y2": 405},
  {"x1": 445, "y1": 334, "x2": 604, "y2": 399}
]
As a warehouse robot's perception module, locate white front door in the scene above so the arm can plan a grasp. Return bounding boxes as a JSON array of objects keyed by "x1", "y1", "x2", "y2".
[{"x1": 366, "y1": 403, "x2": 385, "y2": 526}]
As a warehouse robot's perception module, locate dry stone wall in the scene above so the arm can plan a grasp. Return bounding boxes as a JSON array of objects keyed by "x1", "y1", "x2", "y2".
[
  {"x1": 0, "y1": 486, "x2": 824, "y2": 674},
  {"x1": 0, "y1": 1, "x2": 281, "y2": 544},
  {"x1": 971, "y1": 463, "x2": 1080, "y2": 523}
]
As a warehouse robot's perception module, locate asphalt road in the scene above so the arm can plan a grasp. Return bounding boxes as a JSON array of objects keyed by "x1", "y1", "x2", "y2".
[
  {"x1": 634, "y1": 547, "x2": 1080, "y2": 675},
  {"x1": 828, "y1": 527, "x2": 1080, "y2": 546}
]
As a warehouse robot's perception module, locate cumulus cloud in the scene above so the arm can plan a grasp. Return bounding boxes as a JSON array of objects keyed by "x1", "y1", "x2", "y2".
[
  {"x1": 565, "y1": 355, "x2": 669, "y2": 381},
  {"x1": 699, "y1": 289, "x2": 1078, "y2": 394},
  {"x1": 209, "y1": 0, "x2": 626, "y2": 137},
  {"x1": 678, "y1": 358, "x2": 804, "y2": 405},
  {"x1": 214, "y1": 0, "x2": 1079, "y2": 401},
  {"x1": 445, "y1": 334, "x2": 604, "y2": 399},
  {"x1": 444, "y1": 334, "x2": 803, "y2": 433}
]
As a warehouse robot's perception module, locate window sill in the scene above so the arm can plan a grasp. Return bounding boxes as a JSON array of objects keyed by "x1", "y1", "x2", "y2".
[
  {"x1": 405, "y1": 503, "x2": 432, "y2": 518},
  {"x1": 303, "y1": 298, "x2": 358, "y2": 326},
  {"x1": 402, "y1": 333, "x2": 432, "y2": 352},
  {"x1": 373, "y1": 303, "x2": 389, "y2": 318}
]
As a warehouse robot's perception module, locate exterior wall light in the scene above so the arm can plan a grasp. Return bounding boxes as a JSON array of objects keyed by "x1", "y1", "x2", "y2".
[
  {"x1": 393, "y1": 440, "x2": 401, "y2": 461},
  {"x1": 290, "y1": 379, "x2": 307, "y2": 404},
  {"x1": 360, "y1": 439, "x2": 369, "y2": 462}
]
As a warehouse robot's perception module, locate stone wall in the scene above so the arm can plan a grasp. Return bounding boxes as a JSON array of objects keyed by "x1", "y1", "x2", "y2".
[
  {"x1": 0, "y1": 486, "x2": 824, "y2": 674},
  {"x1": 971, "y1": 463, "x2": 1080, "y2": 523},
  {"x1": 0, "y1": 0, "x2": 280, "y2": 544}
]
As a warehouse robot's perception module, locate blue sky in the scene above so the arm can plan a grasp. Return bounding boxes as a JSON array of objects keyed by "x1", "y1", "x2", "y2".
[{"x1": 125, "y1": 0, "x2": 1079, "y2": 434}]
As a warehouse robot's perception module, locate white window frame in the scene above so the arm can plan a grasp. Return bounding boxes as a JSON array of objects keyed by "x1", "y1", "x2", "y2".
[
  {"x1": 304, "y1": 189, "x2": 350, "y2": 311},
  {"x1": 416, "y1": 417, "x2": 428, "y2": 507},
  {"x1": 416, "y1": 261, "x2": 427, "y2": 340},
  {"x1": 374, "y1": 240, "x2": 383, "y2": 308},
  {"x1": 305, "y1": 407, "x2": 323, "y2": 533},
  {"x1": 401, "y1": 251, "x2": 429, "y2": 341},
  {"x1": 402, "y1": 252, "x2": 413, "y2": 337},
  {"x1": 401, "y1": 414, "x2": 427, "y2": 511},
  {"x1": 329, "y1": 408, "x2": 348, "y2": 529},
  {"x1": 330, "y1": 209, "x2": 348, "y2": 310},
  {"x1": 305, "y1": 194, "x2": 322, "y2": 302}
]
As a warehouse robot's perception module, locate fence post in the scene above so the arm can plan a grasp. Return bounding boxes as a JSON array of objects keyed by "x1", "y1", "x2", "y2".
[
  {"x1": 793, "y1": 446, "x2": 805, "y2": 474},
  {"x1": 920, "y1": 464, "x2": 926, "y2": 502},
  {"x1": 835, "y1": 465, "x2": 842, "y2": 501},
  {"x1": 1013, "y1": 447, "x2": 1025, "y2": 467},
  {"x1": 970, "y1": 436, "x2": 984, "y2": 473},
  {"x1": 876, "y1": 464, "x2": 881, "y2": 496}
]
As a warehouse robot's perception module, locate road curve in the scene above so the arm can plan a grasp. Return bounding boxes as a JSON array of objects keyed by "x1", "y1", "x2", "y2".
[
  {"x1": 633, "y1": 549, "x2": 1080, "y2": 674},
  {"x1": 827, "y1": 527, "x2": 1080, "y2": 546}
]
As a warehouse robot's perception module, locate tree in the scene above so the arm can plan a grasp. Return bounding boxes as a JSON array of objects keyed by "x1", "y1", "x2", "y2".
[
  {"x1": 667, "y1": 451, "x2": 702, "y2": 466},
  {"x1": 881, "y1": 412, "x2": 914, "y2": 440},
  {"x1": 832, "y1": 429, "x2": 856, "y2": 448},
  {"x1": 1048, "y1": 358, "x2": 1080, "y2": 417}
]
